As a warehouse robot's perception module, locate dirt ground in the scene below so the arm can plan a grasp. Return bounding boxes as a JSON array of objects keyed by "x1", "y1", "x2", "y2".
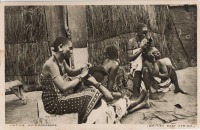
[{"x1": 5, "y1": 48, "x2": 197, "y2": 124}]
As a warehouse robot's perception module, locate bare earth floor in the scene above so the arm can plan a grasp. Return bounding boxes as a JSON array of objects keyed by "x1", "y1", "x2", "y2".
[{"x1": 5, "y1": 66, "x2": 197, "y2": 124}]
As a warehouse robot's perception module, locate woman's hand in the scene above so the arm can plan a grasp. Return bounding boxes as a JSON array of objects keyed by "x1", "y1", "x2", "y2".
[
  {"x1": 149, "y1": 53, "x2": 156, "y2": 63},
  {"x1": 80, "y1": 67, "x2": 89, "y2": 78},
  {"x1": 80, "y1": 63, "x2": 92, "y2": 71},
  {"x1": 86, "y1": 76, "x2": 98, "y2": 86},
  {"x1": 140, "y1": 39, "x2": 148, "y2": 47},
  {"x1": 86, "y1": 63, "x2": 92, "y2": 68},
  {"x1": 141, "y1": 39, "x2": 149, "y2": 52}
]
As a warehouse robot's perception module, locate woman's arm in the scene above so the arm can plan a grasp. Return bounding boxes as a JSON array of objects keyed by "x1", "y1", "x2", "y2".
[
  {"x1": 63, "y1": 60, "x2": 82, "y2": 77},
  {"x1": 127, "y1": 38, "x2": 143, "y2": 61},
  {"x1": 95, "y1": 83, "x2": 114, "y2": 102},
  {"x1": 155, "y1": 61, "x2": 169, "y2": 79},
  {"x1": 48, "y1": 63, "x2": 85, "y2": 92},
  {"x1": 87, "y1": 76, "x2": 114, "y2": 102}
]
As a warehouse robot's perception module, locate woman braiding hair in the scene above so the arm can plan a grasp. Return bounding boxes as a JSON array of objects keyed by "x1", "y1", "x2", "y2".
[{"x1": 40, "y1": 37, "x2": 104, "y2": 123}]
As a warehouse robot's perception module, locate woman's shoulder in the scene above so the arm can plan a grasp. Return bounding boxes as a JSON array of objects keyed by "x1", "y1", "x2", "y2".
[
  {"x1": 42, "y1": 57, "x2": 59, "y2": 77},
  {"x1": 158, "y1": 57, "x2": 172, "y2": 66},
  {"x1": 43, "y1": 57, "x2": 57, "y2": 70}
]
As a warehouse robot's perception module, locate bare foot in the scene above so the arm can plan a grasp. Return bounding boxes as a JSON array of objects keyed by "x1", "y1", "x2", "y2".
[
  {"x1": 135, "y1": 89, "x2": 146, "y2": 104},
  {"x1": 149, "y1": 93, "x2": 159, "y2": 100},
  {"x1": 128, "y1": 91, "x2": 150, "y2": 113},
  {"x1": 142, "y1": 91, "x2": 150, "y2": 108},
  {"x1": 174, "y1": 89, "x2": 189, "y2": 95}
]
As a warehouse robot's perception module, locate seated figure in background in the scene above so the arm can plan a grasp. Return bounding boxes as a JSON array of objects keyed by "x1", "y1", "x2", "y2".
[{"x1": 142, "y1": 47, "x2": 189, "y2": 98}]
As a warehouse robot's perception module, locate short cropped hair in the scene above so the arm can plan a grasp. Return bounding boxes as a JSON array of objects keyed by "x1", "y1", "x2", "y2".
[{"x1": 105, "y1": 46, "x2": 118, "y2": 59}]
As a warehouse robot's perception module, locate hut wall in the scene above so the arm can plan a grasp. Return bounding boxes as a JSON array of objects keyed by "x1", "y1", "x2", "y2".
[
  {"x1": 169, "y1": 5, "x2": 197, "y2": 69},
  {"x1": 5, "y1": 6, "x2": 51, "y2": 84},
  {"x1": 86, "y1": 5, "x2": 174, "y2": 66},
  {"x1": 68, "y1": 5, "x2": 87, "y2": 48},
  {"x1": 86, "y1": 5, "x2": 197, "y2": 69},
  {"x1": 5, "y1": 5, "x2": 197, "y2": 85},
  {"x1": 44, "y1": 6, "x2": 67, "y2": 46}
]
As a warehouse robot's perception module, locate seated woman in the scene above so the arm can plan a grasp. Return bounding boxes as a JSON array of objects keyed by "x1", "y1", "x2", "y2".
[
  {"x1": 40, "y1": 37, "x2": 104, "y2": 123},
  {"x1": 142, "y1": 47, "x2": 188, "y2": 99},
  {"x1": 102, "y1": 46, "x2": 132, "y2": 99}
]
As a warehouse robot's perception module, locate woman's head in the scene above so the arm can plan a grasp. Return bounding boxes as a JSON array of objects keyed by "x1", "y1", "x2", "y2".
[
  {"x1": 147, "y1": 47, "x2": 161, "y2": 60},
  {"x1": 52, "y1": 37, "x2": 73, "y2": 58},
  {"x1": 136, "y1": 23, "x2": 148, "y2": 38},
  {"x1": 105, "y1": 46, "x2": 118, "y2": 60}
]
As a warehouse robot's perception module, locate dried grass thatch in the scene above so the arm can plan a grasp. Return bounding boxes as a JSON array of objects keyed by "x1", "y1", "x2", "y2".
[
  {"x1": 5, "y1": 6, "x2": 47, "y2": 44},
  {"x1": 5, "y1": 6, "x2": 51, "y2": 84},
  {"x1": 86, "y1": 5, "x2": 175, "y2": 66}
]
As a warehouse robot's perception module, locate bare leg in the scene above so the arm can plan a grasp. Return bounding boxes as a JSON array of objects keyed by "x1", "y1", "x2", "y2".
[
  {"x1": 142, "y1": 68, "x2": 159, "y2": 100},
  {"x1": 128, "y1": 91, "x2": 150, "y2": 113},
  {"x1": 129, "y1": 90, "x2": 146, "y2": 108},
  {"x1": 169, "y1": 66, "x2": 189, "y2": 95},
  {"x1": 132, "y1": 71, "x2": 142, "y2": 97}
]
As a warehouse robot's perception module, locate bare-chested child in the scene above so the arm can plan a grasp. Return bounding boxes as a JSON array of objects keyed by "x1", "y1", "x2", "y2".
[
  {"x1": 102, "y1": 46, "x2": 133, "y2": 99},
  {"x1": 142, "y1": 47, "x2": 188, "y2": 97}
]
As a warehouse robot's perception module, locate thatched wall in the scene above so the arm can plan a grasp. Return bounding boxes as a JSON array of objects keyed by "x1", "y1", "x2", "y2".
[
  {"x1": 5, "y1": 6, "x2": 48, "y2": 43},
  {"x1": 45, "y1": 6, "x2": 67, "y2": 46},
  {"x1": 5, "y1": 6, "x2": 51, "y2": 84},
  {"x1": 5, "y1": 5, "x2": 197, "y2": 85},
  {"x1": 86, "y1": 5, "x2": 174, "y2": 66},
  {"x1": 169, "y1": 5, "x2": 197, "y2": 69},
  {"x1": 68, "y1": 6, "x2": 88, "y2": 48},
  {"x1": 86, "y1": 5, "x2": 197, "y2": 69}
]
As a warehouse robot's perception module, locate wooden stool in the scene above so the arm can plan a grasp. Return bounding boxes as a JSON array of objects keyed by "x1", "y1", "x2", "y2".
[
  {"x1": 5, "y1": 80, "x2": 27, "y2": 105},
  {"x1": 37, "y1": 100, "x2": 78, "y2": 124}
]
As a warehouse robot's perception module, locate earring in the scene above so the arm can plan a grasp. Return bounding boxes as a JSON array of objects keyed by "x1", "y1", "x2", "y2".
[
  {"x1": 58, "y1": 44, "x2": 63, "y2": 51},
  {"x1": 59, "y1": 48, "x2": 63, "y2": 51}
]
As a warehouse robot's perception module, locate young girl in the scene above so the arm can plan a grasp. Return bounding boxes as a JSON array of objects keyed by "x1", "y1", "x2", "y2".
[{"x1": 102, "y1": 46, "x2": 132, "y2": 99}]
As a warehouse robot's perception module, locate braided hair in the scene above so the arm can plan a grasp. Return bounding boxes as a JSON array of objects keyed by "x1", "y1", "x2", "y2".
[
  {"x1": 88, "y1": 65, "x2": 108, "y2": 77},
  {"x1": 105, "y1": 46, "x2": 118, "y2": 60},
  {"x1": 82, "y1": 65, "x2": 108, "y2": 87}
]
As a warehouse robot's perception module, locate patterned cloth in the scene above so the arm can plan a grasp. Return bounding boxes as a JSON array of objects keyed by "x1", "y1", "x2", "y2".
[
  {"x1": 39, "y1": 74, "x2": 102, "y2": 123},
  {"x1": 87, "y1": 97, "x2": 131, "y2": 124}
]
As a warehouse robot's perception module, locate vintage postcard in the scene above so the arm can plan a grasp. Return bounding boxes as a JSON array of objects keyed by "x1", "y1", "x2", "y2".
[{"x1": 0, "y1": 0, "x2": 199, "y2": 130}]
